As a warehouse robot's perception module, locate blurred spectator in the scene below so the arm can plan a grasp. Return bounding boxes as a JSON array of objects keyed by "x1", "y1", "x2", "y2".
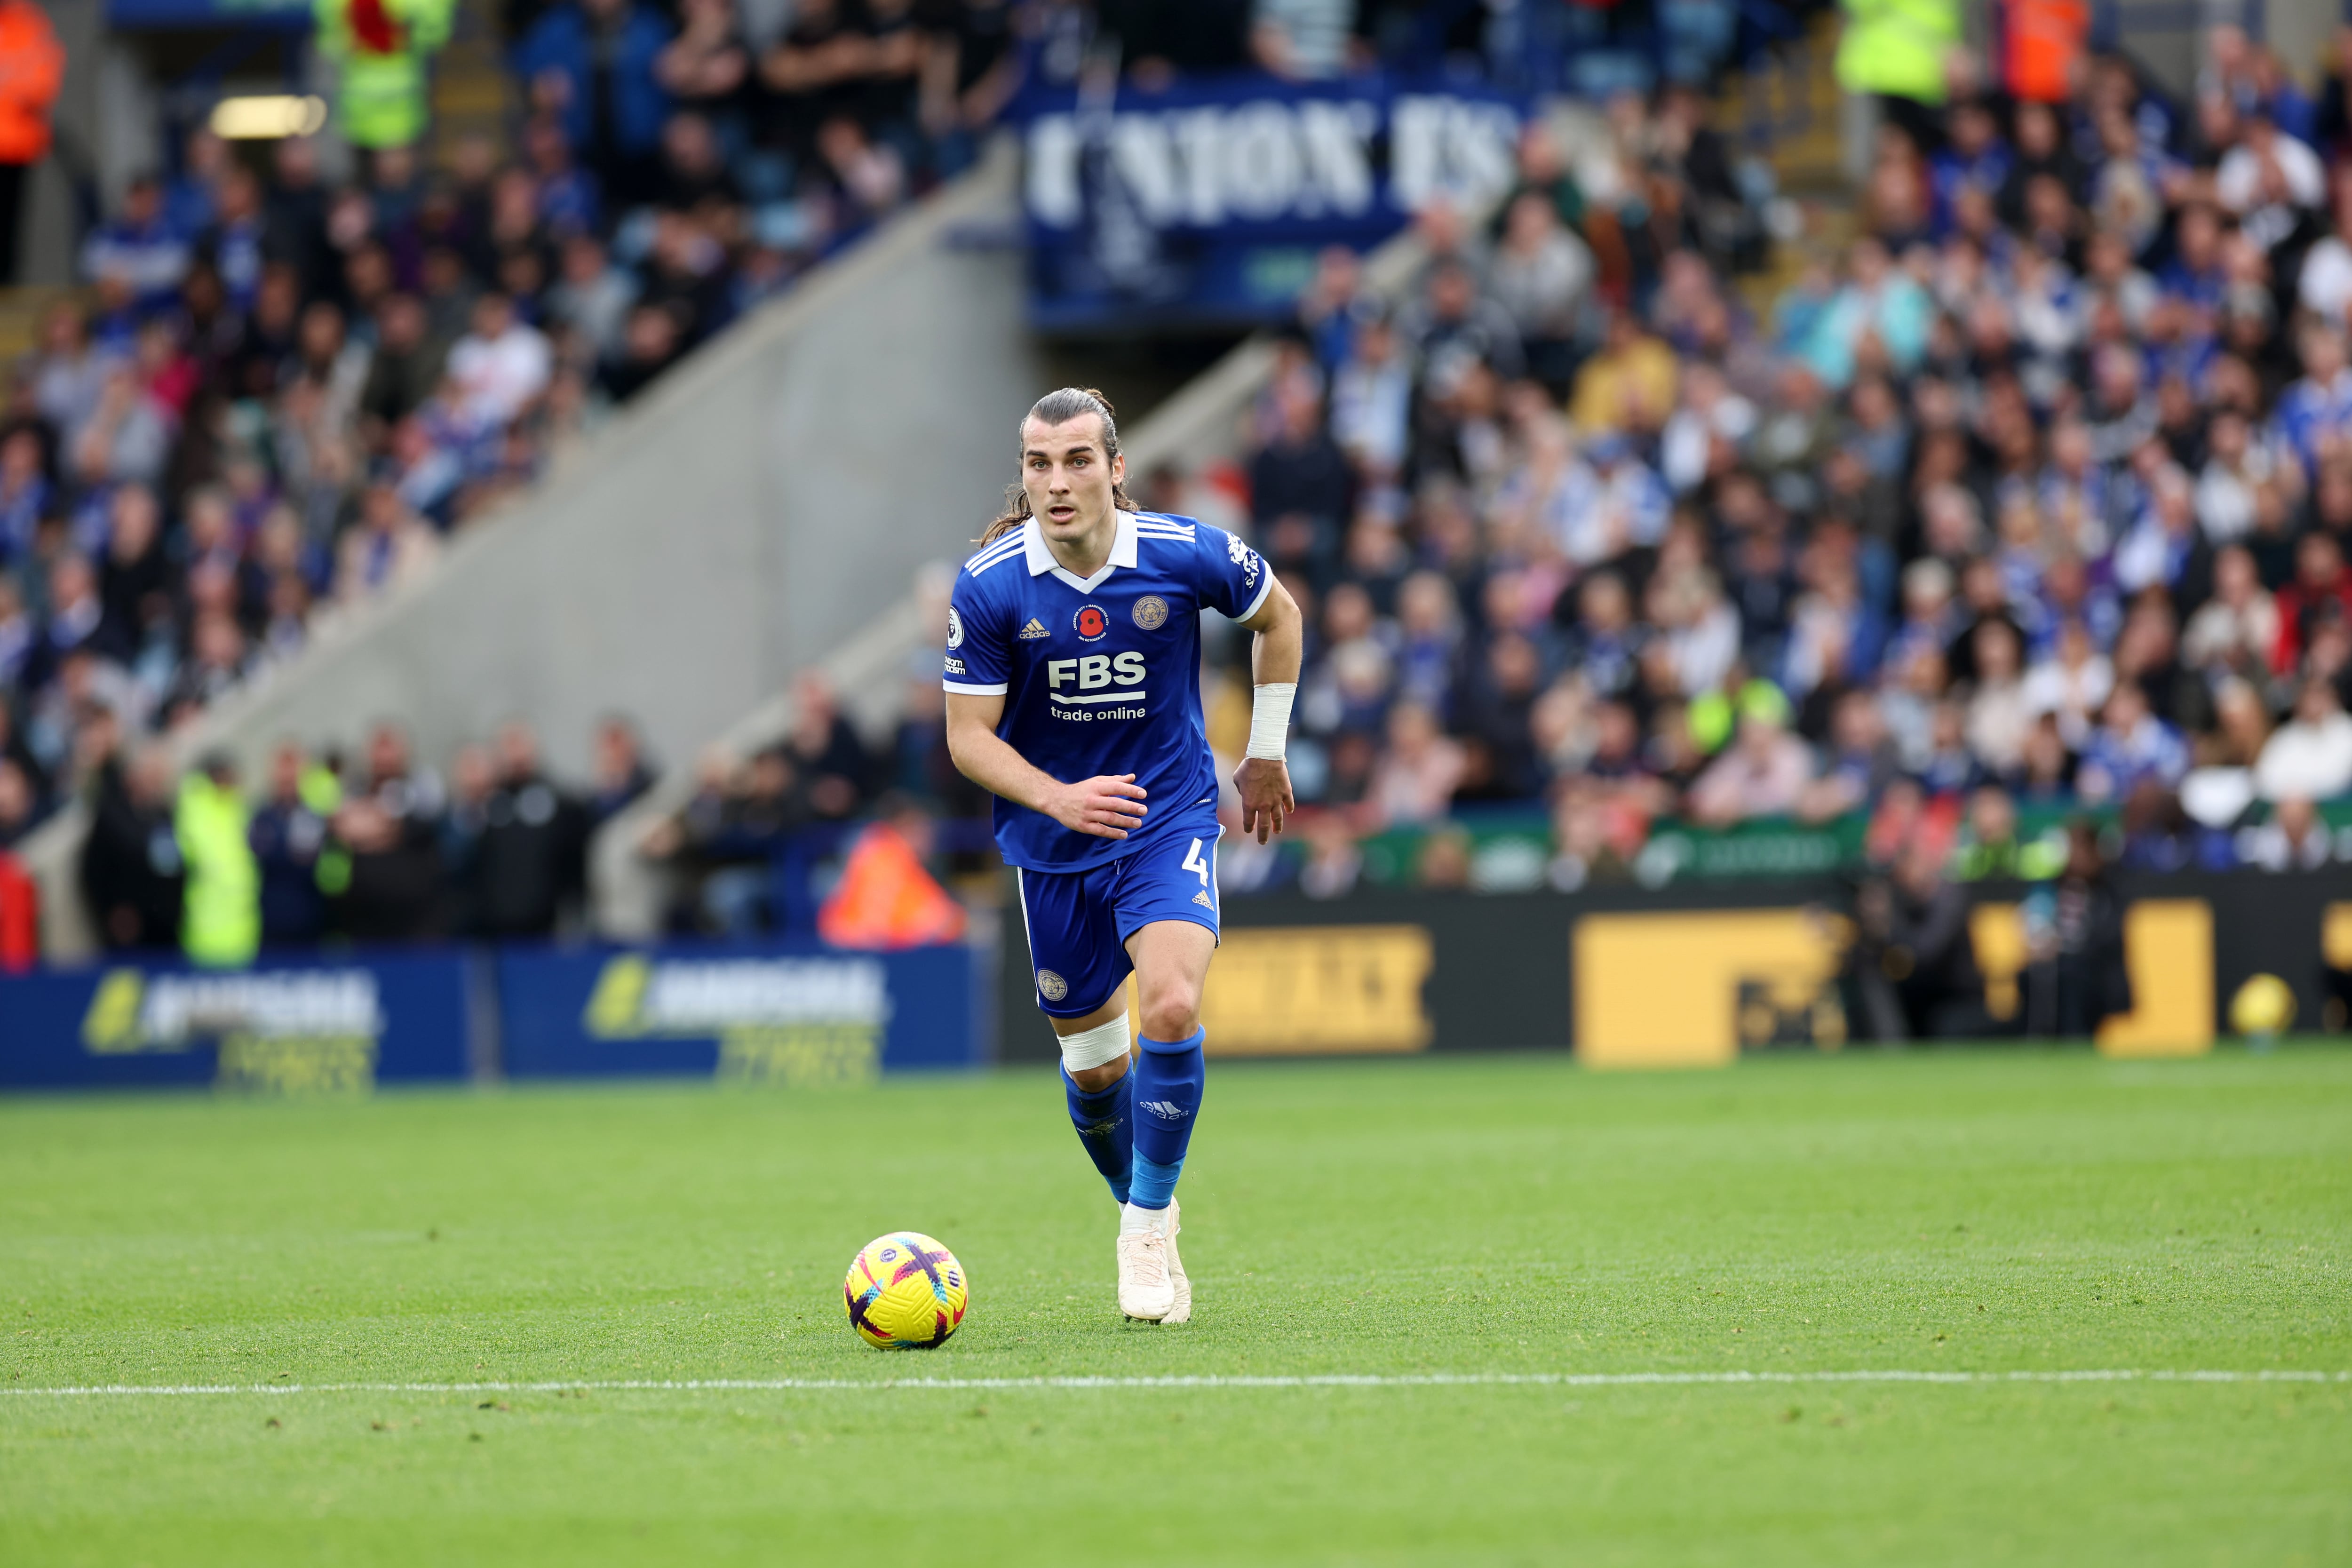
[
  {"x1": 516, "y1": 0, "x2": 674, "y2": 207},
  {"x1": 248, "y1": 740, "x2": 335, "y2": 947},
  {"x1": 0, "y1": 0, "x2": 62, "y2": 284},
  {"x1": 2240, "y1": 795, "x2": 2335, "y2": 871},
  {"x1": 79, "y1": 734, "x2": 183, "y2": 951},
  {"x1": 176, "y1": 752, "x2": 258, "y2": 967},
  {"x1": 314, "y1": 0, "x2": 456, "y2": 152},
  {"x1": 2255, "y1": 680, "x2": 2352, "y2": 802},
  {"x1": 330, "y1": 722, "x2": 446, "y2": 941},
  {"x1": 1847, "y1": 839, "x2": 1985, "y2": 1040},
  {"x1": 456, "y1": 720, "x2": 587, "y2": 936},
  {"x1": 588, "y1": 714, "x2": 658, "y2": 824},
  {"x1": 2022, "y1": 821, "x2": 2132, "y2": 1038},
  {"x1": 1688, "y1": 689, "x2": 1813, "y2": 824}
]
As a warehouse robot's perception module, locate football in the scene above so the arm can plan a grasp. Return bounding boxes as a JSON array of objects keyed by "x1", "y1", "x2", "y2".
[
  {"x1": 2228, "y1": 973, "x2": 2296, "y2": 1039},
  {"x1": 844, "y1": 1232, "x2": 969, "y2": 1350}
]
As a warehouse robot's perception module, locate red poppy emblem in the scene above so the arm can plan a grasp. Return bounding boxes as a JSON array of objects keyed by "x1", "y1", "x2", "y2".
[{"x1": 1074, "y1": 605, "x2": 1108, "y2": 641}]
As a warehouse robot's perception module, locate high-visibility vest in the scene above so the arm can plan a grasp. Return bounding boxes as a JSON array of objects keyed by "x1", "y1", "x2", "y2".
[
  {"x1": 1835, "y1": 0, "x2": 1961, "y2": 106},
  {"x1": 2002, "y1": 0, "x2": 2088, "y2": 105},
  {"x1": 177, "y1": 774, "x2": 261, "y2": 968},
  {"x1": 818, "y1": 824, "x2": 970, "y2": 950},
  {"x1": 313, "y1": 0, "x2": 454, "y2": 150},
  {"x1": 0, "y1": 0, "x2": 65, "y2": 165}
]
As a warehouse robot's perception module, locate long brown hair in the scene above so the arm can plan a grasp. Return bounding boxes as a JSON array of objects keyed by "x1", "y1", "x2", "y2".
[{"x1": 978, "y1": 387, "x2": 1136, "y2": 545}]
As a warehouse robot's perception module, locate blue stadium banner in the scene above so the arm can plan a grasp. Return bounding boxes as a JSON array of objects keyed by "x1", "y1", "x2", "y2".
[
  {"x1": 0, "y1": 953, "x2": 472, "y2": 1092},
  {"x1": 1019, "y1": 72, "x2": 1526, "y2": 329},
  {"x1": 496, "y1": 942, "x2": 985, "y2": 1083},
  {"x1": 108, "y1": 0, "x2": 311, "y2": 29}
]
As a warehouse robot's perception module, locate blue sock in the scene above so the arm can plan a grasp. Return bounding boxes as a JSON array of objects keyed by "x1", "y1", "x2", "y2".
[
  {"x1": 1128, "y1": 1029, "x2": 1204, "y2": 1209},
  {"x1": 1062, "y1": 1065, "x2": 1132, "y2": 1206}
]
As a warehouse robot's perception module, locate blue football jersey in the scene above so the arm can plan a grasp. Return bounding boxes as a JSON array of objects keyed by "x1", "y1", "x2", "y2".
[{"x1": 943, "y1": 509, "x2": 1271, "y2": 873}]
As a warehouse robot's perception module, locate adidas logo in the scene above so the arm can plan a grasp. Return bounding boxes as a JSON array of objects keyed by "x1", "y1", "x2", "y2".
[
  {"x1": 1017, "y1": 618, "x2": 1049, "y2": 639},
  {"x1": 1140, "y1": 1099, "x2": 1188, "y2": 1119},
  {"x1": 1192, "y1": 890, "x2": 1214, "y2": 909}
]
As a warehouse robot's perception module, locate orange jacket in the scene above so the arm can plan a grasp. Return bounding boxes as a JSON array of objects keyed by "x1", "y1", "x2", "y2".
[
  {"x1": 2002, "y1": 0, "x2": 2088, "y2": 105},
  {"x1": 0, "y1": 0, "x2": 65, "y2": 165},
  {"x1": 818, "y1": 823, "x2": 969, "y2": 950}
]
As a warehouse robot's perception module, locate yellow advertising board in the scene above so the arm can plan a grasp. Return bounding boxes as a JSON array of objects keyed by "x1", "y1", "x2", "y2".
[
  {"x1": 1577, "y1": 899, "x2": 2217, "y2": 1067},
  {"x1": 1126, "y1": 924, "x2": 1435, "y2": 1056},
  {"x1": 1573, "y1": 910, "x2": 1841, "y2": 1068}
]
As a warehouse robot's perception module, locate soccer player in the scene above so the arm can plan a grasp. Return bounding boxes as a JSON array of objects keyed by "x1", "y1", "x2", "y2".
[{"x1": 943, "y1": 387, "x2": 1301, "y2": 1323}]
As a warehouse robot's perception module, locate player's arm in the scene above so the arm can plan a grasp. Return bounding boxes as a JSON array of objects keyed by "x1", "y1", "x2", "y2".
[
  {"x1": 943, "y1": 691, "x2": 1151, "y2": 841},
  {"x1": 1232, "y1": 576, "x2": 1302, "y2": 844}
]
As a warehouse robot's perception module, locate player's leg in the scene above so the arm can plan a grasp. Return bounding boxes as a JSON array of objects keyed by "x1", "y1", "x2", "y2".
[
  {"x1": 1015, "y1": 868, "x2": 1137, "y2": 1206},
  {"x1": 1124, "y1": 917, "x2": 1215, "y2": 1215}
]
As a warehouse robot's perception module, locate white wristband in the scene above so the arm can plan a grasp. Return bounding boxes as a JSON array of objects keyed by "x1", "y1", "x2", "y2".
[{"x1": 1245, "y1": 682, "x2": 1296, "y2": 760}]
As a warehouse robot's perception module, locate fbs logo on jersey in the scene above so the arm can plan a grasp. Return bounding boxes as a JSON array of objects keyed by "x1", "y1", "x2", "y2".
[
  {"x1": 1073, "y1": 605, "x2": 1109, "y2": 642},
  {"x1": 1017, "y1": 617, "x2": 1050, "y2": 640}
]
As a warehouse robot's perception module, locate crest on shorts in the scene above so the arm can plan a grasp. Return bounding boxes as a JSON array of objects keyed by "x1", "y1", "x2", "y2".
[
  {"x1": 1036, "y1": 969, "x2": 1069, "y2": 1002},
  {"x1": 1073, "y1": 605, "x2": 1109, "y2": 642},
  {"x1": 1131, "y1": 594, "x2": 1169, "y2": 631}
]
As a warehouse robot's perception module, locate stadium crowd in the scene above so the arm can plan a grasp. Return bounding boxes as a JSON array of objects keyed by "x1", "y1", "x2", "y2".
[
  {"x1": 0, "y1": 0, "x2": 1043, "y2": 870},
  {"x1": 1176, "y1": 28, "x2": 2352, "y2": 898}
]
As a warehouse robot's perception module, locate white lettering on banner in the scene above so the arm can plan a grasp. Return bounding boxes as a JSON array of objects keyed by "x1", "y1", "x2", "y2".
[
  {"x1": 1028, "y1": 96, "x2": 1454, "y2": 229},
  {"x1": 1388, "y1": 96, "x2": 1519, "y2": 214},
  {"x1": 1028, "y1": 115, "x2": 1082, "y2": 225},
  {"x1": 135, "y1": 972, "x2": 383, "y2": 1043},
  {"x1": 636, "y1": 960, "x2": 890, "y2": 1030}
]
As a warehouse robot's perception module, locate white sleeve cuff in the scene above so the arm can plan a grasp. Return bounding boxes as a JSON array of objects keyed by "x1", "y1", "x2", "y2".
[
  {"x1": 943, "y1": 680, "x2": 1008, "y2": 696},
  {"x1": 1236, "y1": 571, "x2": 1273, "y2": 624}
]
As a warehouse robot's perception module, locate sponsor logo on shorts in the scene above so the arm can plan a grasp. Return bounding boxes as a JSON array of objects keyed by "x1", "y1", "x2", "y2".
[
  {"x1": 1073, "y1": 605, "x2": 1108, "y2": 642},
  {"x1": 1036, "y1": 969, "x2": 1069, "y2": 1002},
  {"x1": 1131, "y1": 594, "x2": 1168, "y2": 631},
  {"x1": 943, "y1": 656, "x2": 967, "y2": 676},
  {"x1": 946, "y1": 606, "x2": 965, "y2": 649},
  {"x1": 1140, "y1": 1098, "x2": 1188, "y2": 1120},
  {"x1": 1017, "y1": 617, "x2": 1050, "y2": 640},
  {"x1": 1192, "y1": 890, "x2": 1215, "y2": 909}
]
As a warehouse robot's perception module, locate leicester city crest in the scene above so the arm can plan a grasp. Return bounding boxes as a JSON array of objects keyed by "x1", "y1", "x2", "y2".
[{"x1": 1131, "y1": 594, "x2": 1168, "y2": 631}]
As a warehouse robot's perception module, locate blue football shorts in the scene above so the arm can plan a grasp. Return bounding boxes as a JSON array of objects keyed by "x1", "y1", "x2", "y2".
[{"x1": 1015, "y1": 801, "x2": 1223, "y2": 1019}]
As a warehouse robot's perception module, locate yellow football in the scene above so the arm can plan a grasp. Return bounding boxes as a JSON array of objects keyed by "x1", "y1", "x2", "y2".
[
  {"x1": 2228, "y1": 973, "x2": 2296, "y2": 1038},
  {"x1": 844, "y1": 1232, "x2": 969, "y2": 1350}
]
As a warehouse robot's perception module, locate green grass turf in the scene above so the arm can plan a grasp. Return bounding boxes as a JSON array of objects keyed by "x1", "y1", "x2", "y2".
[{"x1": 2, "y1": 1048, "x2": 2349, "y2": 1566}]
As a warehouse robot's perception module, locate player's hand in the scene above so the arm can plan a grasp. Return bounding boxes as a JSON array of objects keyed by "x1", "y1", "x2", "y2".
[
  {"x1": 1049, "y1": 773, "x2": 1148, "y2": 840},
  {"x1": 1232, "y1": 757, "x2": 1294, "y2": 844}
]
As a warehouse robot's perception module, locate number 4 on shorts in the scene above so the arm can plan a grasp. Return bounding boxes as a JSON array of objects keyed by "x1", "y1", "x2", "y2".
[{"x1": 1182, "y1": 837, "x2": 1211, "y2": 889}]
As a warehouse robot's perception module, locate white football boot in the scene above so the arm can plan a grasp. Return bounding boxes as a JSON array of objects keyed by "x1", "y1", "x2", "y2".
[
  {"x1": 1161, "y1": 1199, "x2": 1191, "y2": 1325},
  {"x1": 1115, "y1": 1205, "x2": 1177, "y2": 1322}
]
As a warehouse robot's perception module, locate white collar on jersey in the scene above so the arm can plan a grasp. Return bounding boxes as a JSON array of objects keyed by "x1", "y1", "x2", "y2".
[{"x1": 1023, "y1": 509, "x2": 1136, "y2": 595}]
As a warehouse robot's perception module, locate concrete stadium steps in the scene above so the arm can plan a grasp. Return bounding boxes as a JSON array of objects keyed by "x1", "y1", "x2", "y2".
[
  {"x1": 0, "y1": 286, "x2": 76, "y2": 367},
  {"x1": 1716, "y1": 12, "x2": 1856, "y2": 318},
  {"x1": 428, "y1": 0, "x2": 517, "y2": 167}
]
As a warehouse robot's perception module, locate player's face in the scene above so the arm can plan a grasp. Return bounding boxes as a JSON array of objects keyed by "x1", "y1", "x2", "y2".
[{"x1": 1022, "y1": 415, "x2": 1123, "y2": 546}]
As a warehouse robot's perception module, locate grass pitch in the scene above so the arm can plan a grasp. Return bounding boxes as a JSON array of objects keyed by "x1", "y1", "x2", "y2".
[{"x1": 3, "y1": 1048, "x2": 2348, "y2": 1566}]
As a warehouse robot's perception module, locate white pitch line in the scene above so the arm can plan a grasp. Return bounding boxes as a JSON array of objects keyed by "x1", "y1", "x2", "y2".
[{"x1": 3, "y1": 1369, "x2": 2346, "y2": 1398}]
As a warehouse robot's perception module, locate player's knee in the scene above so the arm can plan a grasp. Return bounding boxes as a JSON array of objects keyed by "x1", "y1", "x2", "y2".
[{"x1": 1137, "y1": 985, "x2": 1201, "y2": 1043}]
